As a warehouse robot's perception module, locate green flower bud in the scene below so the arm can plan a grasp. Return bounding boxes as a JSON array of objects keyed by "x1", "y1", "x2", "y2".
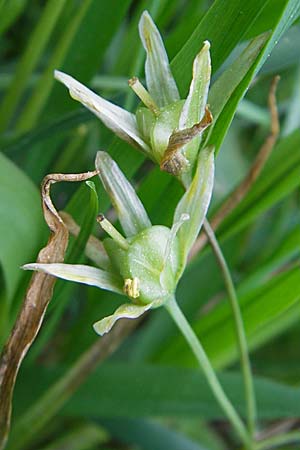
[
  {"x1": 55, "y1": 12, "x2": 212, "y2": 182},
  {"x1": 104, "y1": 225, "x2": 180, "y2": 305},
  {"x1": 24, "y1": 149, "x2": 214, "y2": 336}
]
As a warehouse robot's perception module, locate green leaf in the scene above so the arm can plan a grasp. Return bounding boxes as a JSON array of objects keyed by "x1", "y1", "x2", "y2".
[
  {"x1": 282, "y1": 63, "x2": 300, "y2": 136},
  {"x1": 0, "y1": 153, "x2": 45, "y2": 302},
  {"x1": 102, "y1": 418, "x2": 212, "y2": 450},
  {"x1": 171, "y1": 0, "x2": 270, "y2": 95},
  {"x1": 245, "y1": 0, "x2": 299, "y2": 39},
  {"x1": 207, "y1": 0, "x2": 300, "y2": 151},
  {"x1": 38, "y1": 424, "x2": 107, "y2": 450},
  {"x1": 0, "y1": 0, "x2": 28, "y2": 36},
  {"x1": 15, "y1": 363, "x2": 300, "y2": 420},
  {"x1": 261, "y1": 26, "x2": 300, "y2": 74},
  {"x1": 2, "y1": 110, "x2": 91, "y2": 156},
  {"x1": 206, "y1": 33, "x2": 269, "y2": 151}
]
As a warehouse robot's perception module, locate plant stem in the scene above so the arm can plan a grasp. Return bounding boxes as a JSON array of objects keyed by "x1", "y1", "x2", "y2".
[
  {"x1": 255, "y1": 431, "x2": 300, "y2": 450},
  {"x1": 203, "y1": 219, "x2": 257, "y2": 438},
  {"x1": 165, "y1": 296, "x2": 252, "y2": 449}
]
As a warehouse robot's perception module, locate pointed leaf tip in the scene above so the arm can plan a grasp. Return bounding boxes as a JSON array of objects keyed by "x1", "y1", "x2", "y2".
[
  {"x1": 177, "y1": 41, "x2": 212, "y2": 173},
  {"x1": 179, "y1": 40, "x2": 212, "y2": 130},
  {"x1": 139, "y1": 10, "x2": 179, "y2": 107}
]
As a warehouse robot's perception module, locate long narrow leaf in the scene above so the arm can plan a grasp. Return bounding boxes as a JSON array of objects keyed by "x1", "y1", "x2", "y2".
[
  {"x1": 55, "y1": 71, "x2": 150, "y2": 153},
  {"x1": 22, "y1": 263, "x2": 123, "y2": 295},
  {"x1": 15, "y1": 362, "x2": 300, "y2": 420}
]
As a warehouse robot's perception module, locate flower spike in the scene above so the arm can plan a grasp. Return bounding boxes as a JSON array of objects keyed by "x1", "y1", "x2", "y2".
[
  {"x1": 54, "y1": 17, "x2": 213, "y2": 180},
  {"x1": 24, "y1": 143, "x2": 214, "y2": 336}
]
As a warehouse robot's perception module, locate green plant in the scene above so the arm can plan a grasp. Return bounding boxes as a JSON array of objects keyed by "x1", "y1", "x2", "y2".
[{"x1": 0, "y1": 2, "x2": 300, "y2": 450}]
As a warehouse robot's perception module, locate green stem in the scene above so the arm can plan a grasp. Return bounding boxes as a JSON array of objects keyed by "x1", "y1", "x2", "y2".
[
  {"x1": 255, "y1": 431, "x2": 300, "y2": 450},
  {"x1": 165, "y1": 296, "x2": 252, "y2": 449},
  {"x1": 0, "y1": 0, "x2": 68, "y2": 132},
  {"x1": 203, "y1": 219, "x2": 257, "y2": 438}
]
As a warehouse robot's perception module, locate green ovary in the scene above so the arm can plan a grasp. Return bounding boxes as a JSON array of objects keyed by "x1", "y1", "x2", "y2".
[
  {"x1": 105, "y1": 226, "x2": 180, "y2": 305},
  {"x1": 136, "y1": 100, "x2": 184, "y2": 163}
]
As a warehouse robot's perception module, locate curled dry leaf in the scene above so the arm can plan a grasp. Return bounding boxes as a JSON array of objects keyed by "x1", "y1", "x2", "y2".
[
  {"x1": 160, "y1": 106, "x2": 213, "y2": 176},
  {"x1": 0, "y1": 170, "x2": 98, "y2": 450}
]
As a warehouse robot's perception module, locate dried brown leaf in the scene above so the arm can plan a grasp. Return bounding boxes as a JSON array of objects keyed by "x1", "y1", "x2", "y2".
[{"x1": 0, "y1": 170, "x2": 97, "y2": 450}]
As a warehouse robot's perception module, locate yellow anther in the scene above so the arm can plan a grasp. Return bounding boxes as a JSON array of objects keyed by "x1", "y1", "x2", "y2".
[{"x1": 123, "y1": 277, "x2": 140, "y2": 299}]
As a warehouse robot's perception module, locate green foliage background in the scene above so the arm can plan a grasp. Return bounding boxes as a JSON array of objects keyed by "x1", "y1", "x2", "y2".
[{"x1": 0, "y1": 1, "x2": 300, "y2": 449}]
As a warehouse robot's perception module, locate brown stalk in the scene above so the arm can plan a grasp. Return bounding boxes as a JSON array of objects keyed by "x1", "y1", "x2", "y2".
[
  {"x1": 0, "y1": 170, "x2": 98, "y2": 450},
  {"x1": 255, "y1": 419, "x2": 299, "y2": 442},
  {"x1": 188, "y1": 76, "x2": 280, "y2": 261}
]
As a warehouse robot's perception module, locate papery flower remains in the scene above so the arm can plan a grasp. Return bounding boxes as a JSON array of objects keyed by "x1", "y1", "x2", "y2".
[
  {"x1": 23, "y1": 148, "x2": 214, "y2": 335},
  {"x1": 54, "y1": 11, "x2": 212, "y2": 184}
]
